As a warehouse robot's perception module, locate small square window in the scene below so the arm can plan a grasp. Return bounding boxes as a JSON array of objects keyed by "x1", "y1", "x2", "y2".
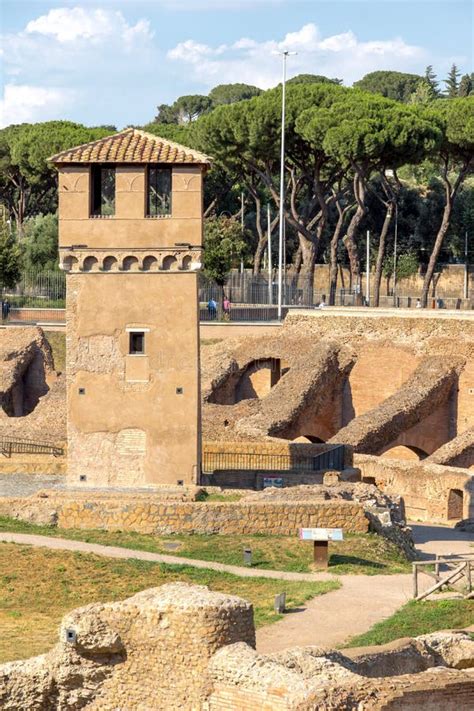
[{"x1": 129, "y1": 331, "x2": 145, "y2": 355}]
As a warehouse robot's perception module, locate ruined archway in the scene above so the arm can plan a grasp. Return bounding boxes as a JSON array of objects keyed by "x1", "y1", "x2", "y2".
[
  {"x1": 447, "y1": 489, "x2": 464, "y2": 520},
  {"x1": 380, "y1": 445, "x2": 428, "y2": 461}
]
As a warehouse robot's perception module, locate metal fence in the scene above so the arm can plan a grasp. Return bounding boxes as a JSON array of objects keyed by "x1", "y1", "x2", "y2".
[
  {"x1": 202, "y1": 445, "x2": 345, "y2": 473},
  {"x1": 0, "y1": 437, "x2": 64, "y2": 457},
  {"x1": 2, "y1": 271, "x2": 66, "y2": 309}
]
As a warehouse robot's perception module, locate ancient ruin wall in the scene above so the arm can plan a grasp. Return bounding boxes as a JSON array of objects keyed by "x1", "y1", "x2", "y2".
[
  {"x1": 0, "y1": 584, "x2": 255, "y2": 711},
  {"x1": 330, "y1": 356, "x2": 460, "y2": 454},
  {"x1": 2, "y1": 583, "x2": 474, "y2": 711},
  {"x1": 0, "y1": 493, "x2": 368, "y2": 534},
  {"x1": 355, "y1": 454, "x2": 474, "y2": 522}
]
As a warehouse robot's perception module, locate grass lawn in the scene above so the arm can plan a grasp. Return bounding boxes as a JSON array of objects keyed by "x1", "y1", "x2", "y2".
[
  {"x1": 44, "y1": 330, "x2": 66, "y2": 373},
  {"x1": 0, "y1": 542, "x2": 338, "y2": 663},
  {"x1": 345, "y1": 599, "x2": 474, "y2": 648},
  {"x1": 0, "y1": 516, "x2": 410, "y2": 575}
]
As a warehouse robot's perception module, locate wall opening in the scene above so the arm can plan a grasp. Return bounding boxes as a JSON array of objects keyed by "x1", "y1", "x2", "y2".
[{"x1": 447, "y1": 488, "x2": 464, "y2": 520}]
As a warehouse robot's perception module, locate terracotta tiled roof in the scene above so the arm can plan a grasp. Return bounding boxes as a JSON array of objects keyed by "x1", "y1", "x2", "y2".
[{"x1": 49, "y1": 128, "x2": 212, "y2": 165}]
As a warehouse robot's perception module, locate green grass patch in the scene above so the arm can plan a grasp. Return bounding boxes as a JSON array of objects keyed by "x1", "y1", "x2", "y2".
[
  {"x1": 0, "y1": 542, "x2": 338, "y2": 663},
  {"x1": 0, "y1": 516, "x2": 410, "y2": 575},
  {"x1": 345, "y1": 599, "x2": 474, "y2": 648},
  {"x1": 44, "y1": 331, "x2": 66, "y2": 372}
]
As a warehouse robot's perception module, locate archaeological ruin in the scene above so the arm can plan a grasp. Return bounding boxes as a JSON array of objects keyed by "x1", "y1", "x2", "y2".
[{"x1": 1, "y1": 582, "x2": 473, "y2": 710}]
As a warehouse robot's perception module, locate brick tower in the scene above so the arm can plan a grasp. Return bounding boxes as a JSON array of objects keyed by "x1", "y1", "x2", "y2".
[{"x1": 50, "y1": 129, "x2": 210, "y2": 487}]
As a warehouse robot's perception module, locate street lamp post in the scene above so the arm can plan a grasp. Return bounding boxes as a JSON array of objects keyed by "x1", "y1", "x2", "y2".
[
  {"x1": 393, "y1": 202, "x2": 398, "y2": 305},
  {"x1": 464, "y1": 230, "x2": 469, "y2": 300},
  {"x1": 276, "y1": 50, "x2": 296, "y2": 321}
]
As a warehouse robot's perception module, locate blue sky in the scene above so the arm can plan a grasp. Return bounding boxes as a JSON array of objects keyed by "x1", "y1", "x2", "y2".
[{"x1": 1, "y1": 0, "x2": 472, "y2": 128}]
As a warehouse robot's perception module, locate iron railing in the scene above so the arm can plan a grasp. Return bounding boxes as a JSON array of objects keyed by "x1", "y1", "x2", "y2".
[
  {"x1": 0, "y1": 437, "x2": 64, "y2": 457},
  {"x1": 202, "y1": 445, "x2": 345, "y2": 473}
]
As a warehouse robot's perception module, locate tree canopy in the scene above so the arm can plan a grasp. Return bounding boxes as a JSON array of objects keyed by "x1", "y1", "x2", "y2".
[{"x1": 354, "y1": 70, "x2": 424, "y2": 102}]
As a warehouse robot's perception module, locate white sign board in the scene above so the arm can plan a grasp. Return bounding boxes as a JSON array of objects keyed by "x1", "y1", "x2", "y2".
[
  {"x1": 299, "y1": 528, "x2": 344, "y2": 541},
  {"x1": 263, "y1": 477, "x2": 284, "y2": 488}
]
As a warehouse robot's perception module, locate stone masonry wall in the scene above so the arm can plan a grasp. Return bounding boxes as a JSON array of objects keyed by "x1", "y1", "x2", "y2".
[
  {"x1": 0, "y1": 493, "x2": 368, "y2": 534},
  {"x1": 0, "y1": 584, "x2": 255, "y2": 711},
  {"x1": 2, "y1": 583, "x2": 474, "y2": 711},
  {"x1": 355, "y1": 454, "x2": 474, "y2": 522}
]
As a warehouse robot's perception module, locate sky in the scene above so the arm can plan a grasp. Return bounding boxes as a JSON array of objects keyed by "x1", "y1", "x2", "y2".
[{"x1": 1, "y1": 0, "x2": 472, "y2": 129}]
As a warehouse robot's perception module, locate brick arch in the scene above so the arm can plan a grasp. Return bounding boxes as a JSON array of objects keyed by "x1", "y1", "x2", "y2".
[
  {"x1": 181, "y1": 255, "x2": 193, "y2": 270},
  {"x1": 142, "y1": 255, "x2": 159, "y2": 271},
  {"x1": 162, "y1": 255, "x2": 178, "y2": 271},
  {"x1": 122, "y1": 255, "x2": 140, "y2": 272},
  {"x1": 102, "y1": 255, "x2": 118, "y2": 272},
  {"x1": 82, "y1": 256, "x2": 99, "y2": 272},
  {"x1": 380, "y1": 444, "x2": 428, "y2": 461},
  {"x1": 62, "y1": 255, "x2": 79, "y2": 272}
]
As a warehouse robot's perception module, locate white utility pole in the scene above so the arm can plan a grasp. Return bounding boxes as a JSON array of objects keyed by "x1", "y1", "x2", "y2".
[
  {"x1": 464, "y1": 230, "x2": 469, "y2": 300},
  {"x1": 267, "y1": 204, "x2": 272, "y2": 305},
  {"x1": 366, "y1": 230, "x2": 370, "y2": 306},
  {"x1": 240, "y1": 191, "x2": 244, "y2": 277},
  {"x1": 276, "y1": 50, "x2": 296, "y2": 321}
]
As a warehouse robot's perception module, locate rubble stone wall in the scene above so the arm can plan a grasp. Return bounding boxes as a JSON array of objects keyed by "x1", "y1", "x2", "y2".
[
  {"x1": 0, "y1": 493, "x2": 368, "y2": 534},
  {"x1": 2, "y1": 584, "x2": 474, "y2": 711},
  {"x1": 355, "y1": 454, "x2": 474, "y2": 522}
]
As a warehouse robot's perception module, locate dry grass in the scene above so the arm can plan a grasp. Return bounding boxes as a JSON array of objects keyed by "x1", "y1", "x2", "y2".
[
  {"x1": 0, "y1": 517, "x2": 411, "y2": 576},
  {"x1": 44, "y1": 330, "x2": 66, "y2": 373},
  {"x1": 0, "y1": 542, "x2": 338, "y2": 663}
]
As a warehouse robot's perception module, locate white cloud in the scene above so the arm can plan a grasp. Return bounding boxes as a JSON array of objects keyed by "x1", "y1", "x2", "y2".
[
  {"x1": 0, "y1": 84, "x2": 71, "y2": 127},
  {"x1": 167, "y1": 22, "x2": 427, "y2": 88},
  {"x1": 25, "y1": 7, "x2": 153, "y2": 45}
]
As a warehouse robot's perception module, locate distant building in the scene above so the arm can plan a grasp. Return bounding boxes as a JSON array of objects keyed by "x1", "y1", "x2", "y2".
[{"x1": 50, "y1": 129, "x2": 211, "y2": 487}]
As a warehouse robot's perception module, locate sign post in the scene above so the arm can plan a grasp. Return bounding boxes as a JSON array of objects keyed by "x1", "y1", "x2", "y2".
[{"x1": 299, "y1": 528, "x2": 343, "y2": 569}]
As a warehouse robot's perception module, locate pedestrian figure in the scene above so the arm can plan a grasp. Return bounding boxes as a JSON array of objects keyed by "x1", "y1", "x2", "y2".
[
  {"x1": 207, "y1": 298, "x2": 217, "y2": 320},
  {"x1": 318, "y1": 297, "x2": 327, "y2": 309},
  {"x1": 416, "y1": 298, "x2": 422, "y2": 309},
  {"x1": 223, "y1": 296, "x2": 230, "y2": 318},
  {"x1": 2, "y1": 300, "x2": 10, "y2": 321}
]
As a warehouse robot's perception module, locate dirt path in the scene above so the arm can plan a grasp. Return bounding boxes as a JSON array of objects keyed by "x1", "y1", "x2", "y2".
[
  {"x1": 0, "y1": 531, "x2": 335, "y2": 583},
  {"x1": 256, "y1": 522, "x2": 472, "y2": 652},
  {"x1": 2, "y1": 524, "x2": 458, "y2": 652},
  {"x1": 256, "y1": 572, "x2": 412, "y2": 652}
]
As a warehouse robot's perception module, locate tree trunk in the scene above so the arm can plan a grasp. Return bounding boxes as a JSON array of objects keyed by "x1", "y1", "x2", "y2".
[
  {"x1": 342, "y1": 204, "x2": 364, "y2": 300},
  {"x1": 293, "y1": 245, "x2": 302, "y2": 272},
  {"x1": 299, "y1": 234, "x2": 317, "y2": 305},
  {"x1": 253, "y1": 238, "x2": 267, "y2": 276},
  {"x1": 421, "y1": 195, "x2": 453, "y2": 307},
  {"x1": 373, "y1": 201, "x2": 394, "y2": 307},
  {"x1": 328, "y1": 212, "x2": 346, "y2": 305}
]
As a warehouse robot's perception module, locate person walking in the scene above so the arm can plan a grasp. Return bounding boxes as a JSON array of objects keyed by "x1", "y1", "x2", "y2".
[
  {"x1": 207, "y1": 297, "x2": 217, "y2": 320},
  {"x1": 223, "y1": 296, "x2": 231, "y2": 320},
  {"x1": 2, "y1": 299, "x2": 10, "y2": 321}
]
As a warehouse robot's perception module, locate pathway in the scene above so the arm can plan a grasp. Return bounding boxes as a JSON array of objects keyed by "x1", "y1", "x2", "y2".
[
  {"x1": 0, "y1": 531, "x2": 334, "y2": 583},
  {"x1": 0, "y1": 522, "x2": 469, "y2": 652},
  {"x1": 257, "y1": 522, "x2": 473, "y2": 652}
]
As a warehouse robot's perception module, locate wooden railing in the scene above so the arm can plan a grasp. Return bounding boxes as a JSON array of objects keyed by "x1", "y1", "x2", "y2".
[{"x1": 412, "y1": 554, "x2": 474, "y2": 600}]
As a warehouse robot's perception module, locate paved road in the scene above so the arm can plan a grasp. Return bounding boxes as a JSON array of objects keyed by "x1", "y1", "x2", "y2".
[
  {"x1": 410, "y1": 521, "x2": 474, "y2": 558},
  {"x1": 0, "y1": 473, "x2": 66, "y2": 498}
]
